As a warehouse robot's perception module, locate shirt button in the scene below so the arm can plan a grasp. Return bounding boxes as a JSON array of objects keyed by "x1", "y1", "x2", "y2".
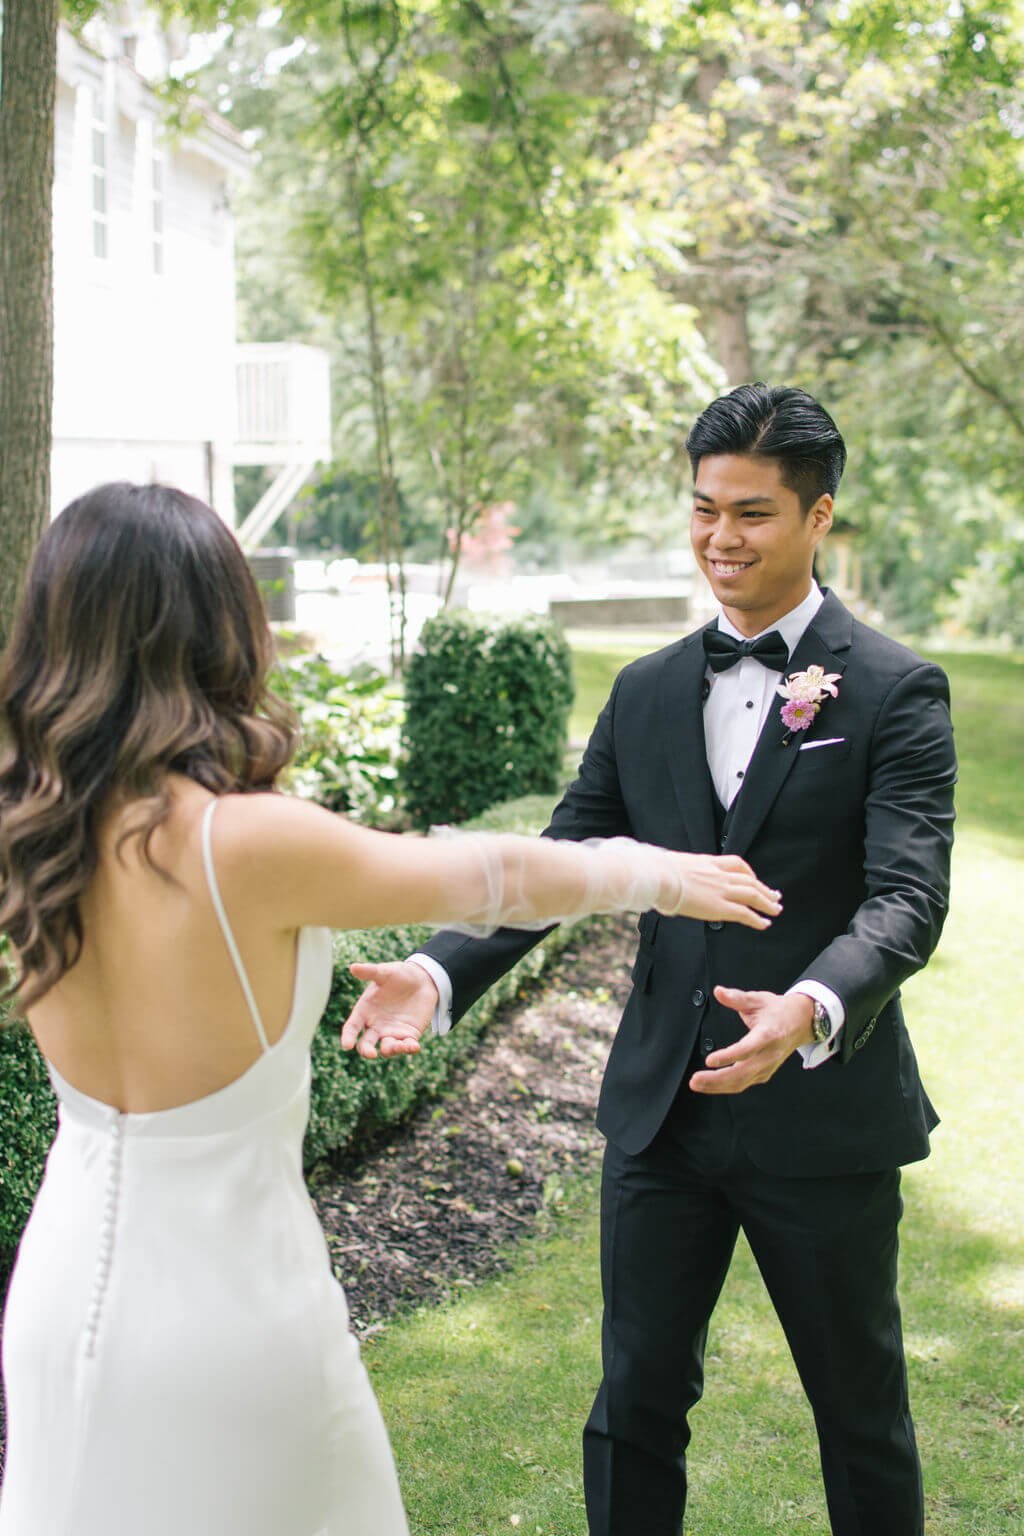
[
  {"x1": 746, "y1": 699, "x2": 754, "y2": 709},
  {"x1": 736, "y1": 770, "x2": 744, "y2": 779},
  {"x1": 708, "y1": 920, "x2": 723, "y2": 931},
  {"x1": 692, "y1": 988, "x2": 706, "y2": 1006}
]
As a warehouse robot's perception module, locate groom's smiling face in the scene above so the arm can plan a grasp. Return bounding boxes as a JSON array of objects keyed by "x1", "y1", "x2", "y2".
[{"x1": 690, "y1": 453, "x2": 832, "y2": 636}]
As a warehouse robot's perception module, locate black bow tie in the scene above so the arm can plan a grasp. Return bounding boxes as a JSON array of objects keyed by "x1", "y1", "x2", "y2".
[{"x1": 702, "y1": 628, "x2": 790, "y2": 675}]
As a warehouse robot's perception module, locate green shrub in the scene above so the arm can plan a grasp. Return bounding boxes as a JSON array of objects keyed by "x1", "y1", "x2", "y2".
[
  {"x1": 0, "y1": 1021, "x2": 58, "y2": 1283},
  {"x1": 273, "y1": 653, "x2": 404, "y2": 825},
  {"x1": 0, "y1": 791, "x2": 576, "y2": 1274},
  {"x1": 402, "y1": 610, "x2": 574, "y2": 829}
]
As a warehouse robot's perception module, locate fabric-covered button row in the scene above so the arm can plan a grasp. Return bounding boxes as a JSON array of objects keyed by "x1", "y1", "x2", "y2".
[{"x1": 84, "y1": 1118, "x2": 125, "y2": 1360}]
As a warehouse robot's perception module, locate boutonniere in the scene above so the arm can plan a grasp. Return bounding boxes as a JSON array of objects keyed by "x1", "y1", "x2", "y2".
[{"x1": 777, "y1": 664, "x2": 842, "y2": 745}]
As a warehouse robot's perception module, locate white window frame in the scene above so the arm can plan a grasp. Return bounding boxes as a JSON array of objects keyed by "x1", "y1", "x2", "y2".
[
  {"x1": 151, "y1": 144, "x2": 166, "y2": 275},
  {"x1": 91, "y1": 94, "x2": 109, "y2": 260}
]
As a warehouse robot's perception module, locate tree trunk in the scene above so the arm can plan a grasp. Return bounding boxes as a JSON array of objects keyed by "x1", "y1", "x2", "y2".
[
  {"x1": 708, "y1": 300, "x2": 755, "y2": 386},
  {"x1": 0, "y1": 0, "x2": 60, "y2": 648},
  {"x1": 692, "y1": 57, "x2": 755, "y2": 388},
  {"x1": 345, "y1": 153, "x2": 407, "y2": 674}
]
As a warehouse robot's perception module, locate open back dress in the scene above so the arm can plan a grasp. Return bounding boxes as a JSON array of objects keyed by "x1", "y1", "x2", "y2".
[{"x1": 0, "y1": 798, "x2": 409, "y2": 1536}]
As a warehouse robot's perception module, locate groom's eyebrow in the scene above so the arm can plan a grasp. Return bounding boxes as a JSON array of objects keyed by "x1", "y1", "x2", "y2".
[{"x1": 693, "y1": 490, "x2": 780, "y2": 507}]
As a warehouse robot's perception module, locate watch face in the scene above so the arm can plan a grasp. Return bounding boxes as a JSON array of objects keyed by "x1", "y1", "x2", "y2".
[{"x1": 812, "y1": 1003, "x2": 830, "y2": 1043}]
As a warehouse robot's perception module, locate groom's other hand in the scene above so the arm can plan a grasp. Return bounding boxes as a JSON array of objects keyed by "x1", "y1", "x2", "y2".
[
  {"x1": 341, "y1": 961, "x2": 438, "y2": 1059},
  {"x1": 689, "y1": 986, "x2": 816, "y2": 1094}
]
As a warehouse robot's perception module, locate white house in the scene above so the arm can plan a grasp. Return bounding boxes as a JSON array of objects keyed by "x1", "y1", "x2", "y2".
[
  {"x1": 50, "y1": 8, "x2": 330, "y2": 538},
  {"x1": 51, "y1": 12, "x2": 251, "y2": 521}
]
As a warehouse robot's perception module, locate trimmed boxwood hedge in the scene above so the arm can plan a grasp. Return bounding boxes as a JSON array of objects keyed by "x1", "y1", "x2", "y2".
[
  {"x1": 0, "y1": 1022, "x2": 59, "y2": 1281},
  {"x1": 0, "y1": 792, "x2": 574, "y2": 1277},
  {"x1": 402, "y1": 610, "x2": 574, "y2": 829}
]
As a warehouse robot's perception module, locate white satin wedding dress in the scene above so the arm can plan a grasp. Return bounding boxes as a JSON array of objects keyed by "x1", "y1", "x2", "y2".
[{"x1": 0, "y1": 798, "x2": 409, "y2": 1536}]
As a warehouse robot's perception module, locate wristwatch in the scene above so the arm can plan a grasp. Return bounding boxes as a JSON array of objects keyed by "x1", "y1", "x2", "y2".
[{"x1": 810, "y1": 998, "x2": 831, "y2": 1044}]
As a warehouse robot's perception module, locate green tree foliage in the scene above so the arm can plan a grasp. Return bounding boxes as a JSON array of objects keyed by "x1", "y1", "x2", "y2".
[
  {"x1": 203, "y1": 0, "x2": 1022, "y2": 633},
  {"x1": 4, "y1": 2, "x2": 1021, "y2": 636},
  {"x1": 611, "y1": 0, "x2": 1024, "y2": 629},
  {"x1": 199, "y1": 2, "x2": 717, "y2": 589}
]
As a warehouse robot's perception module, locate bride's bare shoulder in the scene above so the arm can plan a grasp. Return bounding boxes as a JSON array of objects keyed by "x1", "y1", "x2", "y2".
[
  {"x1": 98, "y1": 778, "x2": 334, "y2": 876},
  {"x1": 192, "y1": 784, "x2": 348, "y2": 881},
  {"x1": 202, "y1": 785, "x2": 335, "y2": 840}
]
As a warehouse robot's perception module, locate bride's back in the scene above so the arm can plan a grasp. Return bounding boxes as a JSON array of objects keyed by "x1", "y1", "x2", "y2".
[{"x1": 25, "y1": 778, "x2": 302, "y2": 1115}]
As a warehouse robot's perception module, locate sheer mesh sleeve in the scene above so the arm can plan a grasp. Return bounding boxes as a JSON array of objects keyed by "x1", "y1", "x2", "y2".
[{"x1": 426, "y1": 827, "x2": 686, "y2": 937}]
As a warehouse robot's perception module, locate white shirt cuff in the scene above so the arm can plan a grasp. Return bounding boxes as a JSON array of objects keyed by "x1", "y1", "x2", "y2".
[
  {"x1": 788, "y1": 981, "x2": 845, "y2": 1070},
  {"x1": 409, "y1": 954, "x2": 453, "y2": 1037}
]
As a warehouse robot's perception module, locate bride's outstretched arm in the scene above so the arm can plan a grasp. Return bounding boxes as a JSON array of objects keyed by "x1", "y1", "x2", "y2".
[{"x1": 212, "y1": 792, "x2": 781, "y2": 938}]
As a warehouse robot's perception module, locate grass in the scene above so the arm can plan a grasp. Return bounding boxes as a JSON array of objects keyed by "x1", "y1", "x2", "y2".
[
  {"x1": 364, "y1": 645, "x2": 1023, "y2": 1535},
  {"x1": 563, "y1": 627, "x2": 680, "y2": 746}
]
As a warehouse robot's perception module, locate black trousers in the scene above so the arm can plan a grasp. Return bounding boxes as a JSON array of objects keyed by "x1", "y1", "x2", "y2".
[{"x1": 582, "y1": 1078, "x2": 923, "y2": 1536}]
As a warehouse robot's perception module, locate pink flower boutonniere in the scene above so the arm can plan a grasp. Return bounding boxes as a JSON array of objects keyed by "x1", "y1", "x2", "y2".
[{"x1": 777, "y1": 664, "x2": 842, "y2": 745}]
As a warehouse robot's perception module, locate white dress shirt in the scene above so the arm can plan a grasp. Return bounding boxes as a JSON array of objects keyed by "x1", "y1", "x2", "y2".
[
  {"x1": 705, "y1": 583, "x2": 824, "y2": 810},
  {"x1": 412, "y1": 581, "x2": 844, "y2": 1067}
]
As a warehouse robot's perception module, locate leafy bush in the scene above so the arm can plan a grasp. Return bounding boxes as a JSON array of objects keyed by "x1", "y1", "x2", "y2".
[
  {"x1": 402, "y1": 610, "x2": 574, "y2": 829},
  {"x1": 0, "y1": 1023, "x2": 59, "y2": 1284},
  {"x1": 0, "y1": 792, "x2": 581, "y2": 1276},
  {"x1": 274, "y1": 654, "x2": 405, "y2": 825}
]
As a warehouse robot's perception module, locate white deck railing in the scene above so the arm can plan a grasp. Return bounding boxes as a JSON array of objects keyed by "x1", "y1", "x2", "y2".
[
  {"x1": 233, "y1": 343, "x2": 332, "y2": 549},
  {"x1": 234, "y1": 343, "x2": 331, "y2": 467}
]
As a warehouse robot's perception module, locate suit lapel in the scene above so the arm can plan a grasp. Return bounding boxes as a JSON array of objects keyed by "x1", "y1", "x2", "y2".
[
  {"x1": 658, "y1": 626, "x2": 718, "y2": 853},
  {"x1": 723, "y1": 590, "x2": 854, "y2": 859}
]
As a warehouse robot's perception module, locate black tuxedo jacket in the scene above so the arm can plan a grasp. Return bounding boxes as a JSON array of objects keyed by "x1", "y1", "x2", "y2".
[{"x1": 421, "y1": 591, "x2": 957, "y2": 1176}]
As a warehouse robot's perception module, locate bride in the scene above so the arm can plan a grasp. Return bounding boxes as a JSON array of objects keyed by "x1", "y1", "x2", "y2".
[{"x1": 0, "y1": 482, "x2": 780, "y2": 1535}]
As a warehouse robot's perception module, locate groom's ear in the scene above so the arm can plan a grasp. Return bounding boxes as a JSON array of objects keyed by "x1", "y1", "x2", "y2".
[{"x1": 808, "y1": 494, "x2": 833, "y2": 540}]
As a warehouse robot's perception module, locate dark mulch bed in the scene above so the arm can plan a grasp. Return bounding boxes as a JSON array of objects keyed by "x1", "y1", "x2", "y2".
[
  {"x1": 0, "y1": 916, "x2": 633, "y2": 1466},
  {"x1": 311, "y1": 913, "x2": 634, "y2": 1333}
]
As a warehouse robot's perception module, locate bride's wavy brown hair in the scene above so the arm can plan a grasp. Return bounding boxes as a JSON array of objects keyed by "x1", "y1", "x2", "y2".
[{"x1": 0, "y1": 482, "x2": 299, "y2": 1009}]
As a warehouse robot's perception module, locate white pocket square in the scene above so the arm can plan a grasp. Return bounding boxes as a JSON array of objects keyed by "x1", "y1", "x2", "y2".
[{"x1": 799, "y1": 737, "x2": 846, "y2": 751}]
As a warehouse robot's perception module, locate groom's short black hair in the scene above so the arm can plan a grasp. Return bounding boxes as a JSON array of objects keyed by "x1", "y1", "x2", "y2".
[{"x1": 685, "y1": 383, "x2": 847, "y2": 511}]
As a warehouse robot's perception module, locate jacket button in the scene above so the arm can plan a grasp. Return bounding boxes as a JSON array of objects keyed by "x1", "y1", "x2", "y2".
[
  {"x1": 708, "y1": 920, "x2": 723, "y2": 931},
  {"x1": 691, "y1": 988, "x2": 706, "y2": 1006},
  {"x1": 703, "y1": 1037, "x2": 715, "y2": 1054}
]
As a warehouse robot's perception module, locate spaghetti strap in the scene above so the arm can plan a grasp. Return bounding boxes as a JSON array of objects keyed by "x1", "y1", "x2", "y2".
[{"x1": 201, "y1": 798, "x2": 271, "y2": 1054}]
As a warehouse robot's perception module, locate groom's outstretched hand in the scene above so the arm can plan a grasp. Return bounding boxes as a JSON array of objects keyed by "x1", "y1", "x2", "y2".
[
  {"x1": 688, "y1": 987, "x2": 816, "y2": 1095},
  {"x1": 341, "y1": 961, "x2": 438, "y2": 1060}
]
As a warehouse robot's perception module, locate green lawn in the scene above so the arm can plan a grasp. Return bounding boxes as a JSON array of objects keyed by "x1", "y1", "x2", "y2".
[
  {"x1": 563, "y1": 627, "x2": 680, "y2": 746},
  {"x1": 366, "y1": 647, "x2": 1024, "y2": 1535}
]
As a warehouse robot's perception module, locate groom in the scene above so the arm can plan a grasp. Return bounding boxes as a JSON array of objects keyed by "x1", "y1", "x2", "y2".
[{"x1": 343, "y1": 383, "x2": 957, "y2": 1535}]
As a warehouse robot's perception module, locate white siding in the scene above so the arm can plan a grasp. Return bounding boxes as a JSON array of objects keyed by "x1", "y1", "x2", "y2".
[{"x1": 51, "y1": 27, "x2": 246, "y2": 525}]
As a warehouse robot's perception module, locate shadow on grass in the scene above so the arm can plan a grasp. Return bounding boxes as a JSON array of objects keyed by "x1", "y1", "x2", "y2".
[
  {"x1": 372, "y1": 1156, "x2": 1022, "y2": 1535},
  {"x1": 664, "y1": 1164, "x2": 1023, "y2": 1535},
  {"x1": 898, "y1": 1171, "x2": 1024, "y2": 1535}
]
